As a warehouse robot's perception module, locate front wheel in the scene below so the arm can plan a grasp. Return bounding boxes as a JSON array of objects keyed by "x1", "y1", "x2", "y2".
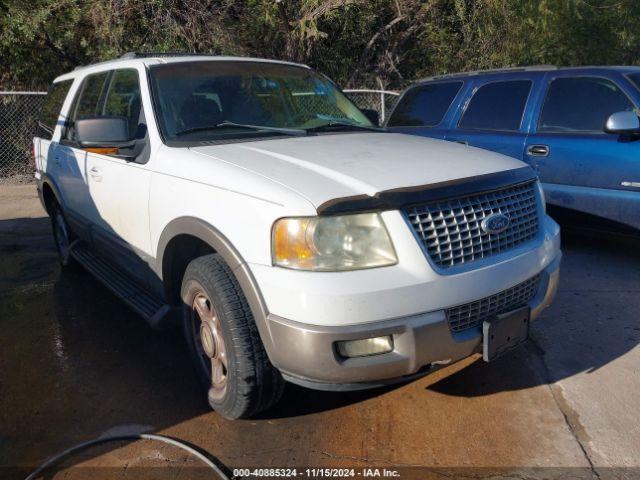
[{"x1": 181, "y1": 254, "x2": 284, "y2": 419}]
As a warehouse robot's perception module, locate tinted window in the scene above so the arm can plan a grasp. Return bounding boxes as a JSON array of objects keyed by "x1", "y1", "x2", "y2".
[
  {"x1": 539, "y1": 77, "x2": 634, "y2": 133},
  {"x1": 37, "y1": 80, "x2": 73, "y2": 140},
  {"x1": 627, "y1": 73, "x2": 640, "y2": 92},
  {"x1": 459, "y1": 80, "x2": 531, "y2": 131},
  {"x1": 102, "y1": 69, "x2": 142, "y2": 138},
  {"x1": 72, "y1": 72, "x2": 110, "y2": 120},
  {"x1": 388, "y1": 82, "x2": 462, "y2": 127}
]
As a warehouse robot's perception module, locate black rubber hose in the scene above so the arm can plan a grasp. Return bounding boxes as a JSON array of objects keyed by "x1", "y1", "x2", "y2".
[{"x1": 24, "y1": 433, "x2": 230, "y2": 480}]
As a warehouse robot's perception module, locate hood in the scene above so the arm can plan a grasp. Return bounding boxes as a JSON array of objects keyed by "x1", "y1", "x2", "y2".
[{"x1": 190, "y1": 133, "x2": 529, "y2": 211}]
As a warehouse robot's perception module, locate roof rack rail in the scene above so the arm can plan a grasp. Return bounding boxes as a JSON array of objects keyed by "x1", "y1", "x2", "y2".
[
  {"x1": 417, "y1": 65, "x2": 557, "y2": 82},
  {"x1": 120, "y1": 51, "x2": 219, "y2": 59}
]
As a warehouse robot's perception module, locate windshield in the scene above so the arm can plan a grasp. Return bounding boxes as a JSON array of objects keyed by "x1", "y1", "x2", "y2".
[{"x1": 149, "y1": 61, "x2": 373, "y2": 142}]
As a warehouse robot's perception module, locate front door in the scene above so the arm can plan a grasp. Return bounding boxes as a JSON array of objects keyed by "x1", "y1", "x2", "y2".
[
  {"x1": 62, "y1": 67, "x2": 153, "y2": 284},
  {"x1": 525, "y1": 74, "x2": 640, "y2": 229}
]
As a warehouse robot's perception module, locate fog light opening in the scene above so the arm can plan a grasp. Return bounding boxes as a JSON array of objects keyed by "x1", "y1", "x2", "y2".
[{"x1": 336, "y1": 335, "x2": 394, "y2": 358}]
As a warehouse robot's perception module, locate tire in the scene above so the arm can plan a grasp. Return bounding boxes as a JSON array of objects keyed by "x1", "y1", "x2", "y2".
[
  {"x1": 181, "y1": 253, "x2": 284, "y2": 419},
  {"x1": 50, "y1": 201, "x2": 81, "y2": 271}
]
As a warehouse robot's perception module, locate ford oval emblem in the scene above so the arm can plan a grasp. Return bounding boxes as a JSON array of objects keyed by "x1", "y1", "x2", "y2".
[{"x1": 481, "y1": 213, "x2": 510, "y2": 234}]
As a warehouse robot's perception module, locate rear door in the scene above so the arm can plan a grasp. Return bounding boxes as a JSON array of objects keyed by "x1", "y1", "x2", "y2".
[
  {"x1": 386, "y1": 80, "x2": 466, "y2": 139},
  {"x1": 525, "y1": 72, "x2": 640, "y2": 229},
  {"x1": 445, "y1": 76, "x2": 540, "y2": 159},
  {"x1": 59, "y1": 71, "x2": 112, "y2": 234}
]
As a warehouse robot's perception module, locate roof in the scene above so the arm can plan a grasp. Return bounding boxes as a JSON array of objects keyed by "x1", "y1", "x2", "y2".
[
  {"x1": 415, "y1": 65, "x2": 640, "y2": 83},
  {"x1": 54, "y1": 53, "x2": 309, "y2": 82}
]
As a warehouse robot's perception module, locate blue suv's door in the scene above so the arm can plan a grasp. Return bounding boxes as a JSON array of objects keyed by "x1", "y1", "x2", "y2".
[
  {"x1": 525, "y1": 71, "x2": 640, "y2": 230},
  {"x1": 445, "y1": 73, "x2": 544, "y2": 160}
]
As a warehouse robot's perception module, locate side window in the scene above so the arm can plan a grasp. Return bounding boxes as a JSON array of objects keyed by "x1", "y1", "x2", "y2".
[
  {"x1": 102, "y1": 69, "x2": 143, "y2": 138},
  {"x1": 539, "y1": 77, "x2": 635, "y2": 133},
  {"x1": 627, "y1": 73, "x2": 640, "y2": 92},
  {"x1": 37, "y1": 80, "x2": 73, "y2": 140},
  {"x1": 388, "y1": 82, "x2": 462, "y2": 127},
  {"x1": 73, "y1": 72, "x2": 110, "y2": 120},
  {"x1": 459, "y1": 80, "x2": 532, "y2": 131},
  {"x1": 64, "y1": 72, "x2": 110, "y2": 141}
]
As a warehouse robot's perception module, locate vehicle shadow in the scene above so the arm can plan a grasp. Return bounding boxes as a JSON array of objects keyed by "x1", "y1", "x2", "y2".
[{"x1": 427, "y1": 229, "x2": 640, "y2": 397}]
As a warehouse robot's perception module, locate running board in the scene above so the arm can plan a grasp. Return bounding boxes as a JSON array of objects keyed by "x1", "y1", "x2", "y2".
[{"x1": 70, "y1": 241, "x2": 173, "y2": 329}]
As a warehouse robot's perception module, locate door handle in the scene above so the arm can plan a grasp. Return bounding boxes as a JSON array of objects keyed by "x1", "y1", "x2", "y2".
[
  {"x1": 527, "y1": 144, "x2": 549, "y2": 157},
  {"x1": 88, "y1": 167, "x2": 103, "y2": 182},
  {"x1": 454, "y1": 140, "x2": 469, "y2": 145}
]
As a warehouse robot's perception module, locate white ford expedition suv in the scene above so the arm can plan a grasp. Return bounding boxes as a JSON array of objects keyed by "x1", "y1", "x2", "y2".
[{"x1": 34, "y1": 53, "x2": 561, "y2": 419}]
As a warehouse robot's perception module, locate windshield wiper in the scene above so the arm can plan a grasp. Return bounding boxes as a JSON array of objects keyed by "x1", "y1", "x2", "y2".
[
  {"x1": 305, "y1": 120, "x2": 386, "y2": 133},
  {"x1": 175, "y1": 121, "x2": 307, "y2": 137}
]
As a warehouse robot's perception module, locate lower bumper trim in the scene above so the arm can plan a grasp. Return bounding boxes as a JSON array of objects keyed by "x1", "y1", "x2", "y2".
[
  {"x1": 282, "y1": 365, "x2": 435, "y2": 392},
  {"x1": 261, "y1": 253, "x2": 561, "y2": 388}
]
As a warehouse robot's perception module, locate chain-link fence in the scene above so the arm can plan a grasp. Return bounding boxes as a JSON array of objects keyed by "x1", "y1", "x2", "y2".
[
  {"x1": 0, "y1": 92, "x2": 47, "y2": 178},
  {"x1": 344, "y1": 89, "x2": 400, "y2": 124},
  {"x1": 0, "y1": 88, "x2": 400, "y2": 179},
  {"x1": 290, "y1": 89, "x2": 399, "y2": 126}
]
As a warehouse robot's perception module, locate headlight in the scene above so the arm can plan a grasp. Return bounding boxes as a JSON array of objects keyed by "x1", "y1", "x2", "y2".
[
  {"x1": 272, "y1": 213, "x2": 397, "y2": 271},
  {"x1": 536, "y1": 180, "x2": 546, "y2": 212}
]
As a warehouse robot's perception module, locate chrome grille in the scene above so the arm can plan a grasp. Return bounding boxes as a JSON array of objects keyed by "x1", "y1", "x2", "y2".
[
  {"x1": 446, "y1": 274, "x2": 541, "y2": 332},
  {"x1": 405, "y1": 181, "x2": 539, "y2": 269}
]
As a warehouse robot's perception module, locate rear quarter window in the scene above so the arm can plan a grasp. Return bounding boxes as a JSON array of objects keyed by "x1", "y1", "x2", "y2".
[
  {"x1": 458, "y1": 80, "x2": 532, "y2": 131},
  {"x1": 37, "y1": 80, "x2": 73, "y2": 140},
  {"x1": 387, "y1": 82, "x2": 462, "y2": 127}
]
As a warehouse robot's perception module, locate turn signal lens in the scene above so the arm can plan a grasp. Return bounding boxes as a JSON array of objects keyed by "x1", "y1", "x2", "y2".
[
  {"x1": 336, "y1": 336, "x2": 394, "y2": 358},
  {"x1": 83, "y1": 147, "x2": 119, "y2": 155},
  {"x1": 272, "y1": 213, "x2": 397, "y2": 271},
  {"x1": 272, "y1": 217, "x2": 315, "y2": 270}
]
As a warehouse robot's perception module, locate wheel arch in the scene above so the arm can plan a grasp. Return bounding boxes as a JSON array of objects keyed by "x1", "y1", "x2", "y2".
[
  {"x1": 40, "y1": 175, "x2": 64, "y2": 215},
  {"x1": 156, "y1": 217, "x2": 275, "y2": 353}
]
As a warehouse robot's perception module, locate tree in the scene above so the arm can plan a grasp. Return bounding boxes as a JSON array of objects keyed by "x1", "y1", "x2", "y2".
[{"x1": 1, "y1": 0, "x2": 639, "y2": 90}]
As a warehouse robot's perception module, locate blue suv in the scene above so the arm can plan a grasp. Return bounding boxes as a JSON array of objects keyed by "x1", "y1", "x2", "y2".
[{"x1": 387, "y1": 66, "x2": 640, "y2": 232}]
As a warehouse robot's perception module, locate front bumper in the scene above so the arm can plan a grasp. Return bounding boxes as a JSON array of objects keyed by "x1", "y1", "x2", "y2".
[{"x1": 264, "y1": 253, "x2": 560, "y2": 390}]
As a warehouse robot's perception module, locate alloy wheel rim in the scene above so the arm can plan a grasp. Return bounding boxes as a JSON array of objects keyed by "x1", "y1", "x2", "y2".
[{"x1": 191, "y1": 292, "x2": 228, "y2": 401}]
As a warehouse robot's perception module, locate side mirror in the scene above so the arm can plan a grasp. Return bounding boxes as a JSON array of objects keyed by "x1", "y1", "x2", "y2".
[
  {"x1": 361, "y1": 109, "x2": 380, "y2": 127},
  {"x1": 603, "y1": 111, "x2": 640, "y2": 135},
  {"x1": 75, "y1": 116, "x2": 132, "y2": 148}
]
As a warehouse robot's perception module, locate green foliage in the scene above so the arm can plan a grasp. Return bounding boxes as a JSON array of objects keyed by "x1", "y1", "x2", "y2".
[{"x1": 1, "y1": 0, "x2": 639, "y2": 90}]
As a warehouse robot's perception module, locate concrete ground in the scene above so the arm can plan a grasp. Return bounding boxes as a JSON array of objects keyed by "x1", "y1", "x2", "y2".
[{"x1": 0, "y1": 184, "x2": 638, "y2": 480}]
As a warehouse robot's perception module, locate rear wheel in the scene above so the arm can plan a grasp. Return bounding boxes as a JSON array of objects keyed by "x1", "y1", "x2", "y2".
[
  {"x1": 181, "y1": 254, "x2": 284, "y2": 419},
  {"x1": 50, "y1": 201, "x2": 80, "y2": 271}
]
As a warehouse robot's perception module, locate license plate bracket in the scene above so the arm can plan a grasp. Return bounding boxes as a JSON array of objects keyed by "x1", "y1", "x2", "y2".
[{"x1": 483, "y1": 306, "x2": 530, "y2": 362}]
